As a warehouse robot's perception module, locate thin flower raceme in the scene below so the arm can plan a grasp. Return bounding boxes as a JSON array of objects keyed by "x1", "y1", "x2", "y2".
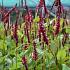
[
  {"x1": 1, "y1": 9, "x2": 9, "y2": 36},
  {"x1": 13, "y1": 22, "x2": 18, "y2": 47},
  {"x1": 22, "y1": 56, "x2": 28, "y2": 70},
  {"x1": 28, "y1": 10, "x2": 33, "y2": 23},
  {"x1": 53, "y1": 1, "x2": 62, "y2": 36},
  {"x1": 38, "y1": 29, "x2": 41, "y2": 41},
  {"x1": 38, "y1": 13, "x2": 49, "y2": 45},
  {"x1": 11, "y1": 7, "x2": 19, "y2": 46},
  {"x1": 54, "y1": 18, "x2": 60, "y2": 36},
  {"x1": 40, "y1": 23, "x2": 49, "y2": 45},
  {"x1": 32, "y1": 41, "x2": 38, "y2": 61},
  {"x1": 24, "y1": 14, "x2": 30, "y2": 43},
  {"x1": 38, "y1": 0, "x2": 48, "y2": 18}
]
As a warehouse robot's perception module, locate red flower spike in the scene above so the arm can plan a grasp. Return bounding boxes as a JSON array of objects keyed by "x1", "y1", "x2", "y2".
[
  {"x1": 39, "y1": 13, "x2": 49, "y2": 45},
  {"x1": 22, "y1": 56, "x2": 28, "y2": 70},
  {"x1": 39, "y1": 0, "x2": 44, "y2": 7},
  {"x1": 23, "y1": 44, "x2": 29, "y2": 50},
  {"x1": 22, "y1": 56, "x2": 27, "y2": 65},
  {"x1": 32, "y1": 51, "x2": 38, "y2": 61},
  {"x1": 38, "y1": 29, "x2": 41, "y2": 41},
  {"x1": 25, "y1": 14, "x2": 29, "y2": 22},
  {"x1": 24, "y1": 11, "x2": 33, "y2": 43},
  {"x1": 25, "y1": 10, "x2": 33, "y2": 30},
  {"x1": 54, "y1": 0, "x2": 61, "y2": 6},
  {"x1": 13, "y1": 23, "x2": 18, "y2": 47},
  {"x1": 32, "y1": 41, "x2": 38, "y2": 61},
  {"x1": 36, "y1": 0, "x2": 48, "y2": 18},
  {"x1": 54, "y1": 19, "x2": 60, "y2": 36},
  {"x1": 52, "y1": 0, "x2": 64, "y2": 16},
  {"x1": 41, "y1": 0, "x2": 48, "y2": 14},
  {"x1": 28, "y1": 10, "x2": 33, "y2": 23}
]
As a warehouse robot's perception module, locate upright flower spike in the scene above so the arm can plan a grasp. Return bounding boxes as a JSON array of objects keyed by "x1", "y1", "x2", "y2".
[
  {"x1": 22, "y1": 56, "x2": 27, "y2": 65},
  {"x1": 54, "y1": 0, "x2": 61, "y2": 6},
  {"x1": 39, "y1": 0, "x2": 44, "y2": 6},
  {"x1": 24, "y1": 0, "x2": 34, "y2": 43},
  {"x1": 38, "y1": 13, "x2": 49, "y2": 45},
  {"x1": 7, "y1": 5, "x2": 19, "y2": 47},
  {"x1": 1, "y1": 7, "x2": 9, "y2": 36},
  {"x1": 24, "y1": 0, "x2": 33, "y2": 24},
  {"x1": 51, "y1": 0, "x2": 61, "y2": 9},
  {"x1": 1, "y1": 7, "x2": 8, "y2": 22},
  {"x1": 12, "y1": 23, "x2": 18, "y2": 47},
  {"x1": 28, "y1": 10, "x2": 33, "y2": 29},
  {"x1": 22, "y1": 56, "x2": 28, "y2": 70},
  {"x1": 51, "y1": 0, "x2": 64, "y2": 15},
  {"x1": 54, "y1": 18, "x2": 60, "y2": 36},
  {"x1": 24, "y1": 10, "x2": 33, "y2": 30},
  {"x1": 32, "y1": 41, "x2": 38, "y2": 61},
  {"x1": 28, "y1": 10, "x2": 33, "y2": 22},
  {"x1": 38, "y1": 29, "x2": 41, "y2": 41},
  {"x1": 52, "y1": 0, "x2": 64, "y2": 36},
  {"x1": 24, "y1": 13, "x2": 30, "y2": 43},
  {"x1": 36, "y1": 0, "x2": 48, "y2": 18}
]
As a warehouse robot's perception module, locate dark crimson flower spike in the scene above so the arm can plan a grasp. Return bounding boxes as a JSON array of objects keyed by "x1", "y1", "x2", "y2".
[
  {"x1": 22, "y1": 56, "x2": 28, "y2": 70},
  {"x1": 39, "y1": 13, "x2": 49, "y2": 45},
  {"x1": 54, "y1": 18, "x2": 60, "y2": 36},
  {"x1": 22, "y1": 56, "x2": 27, "y2": 65},
  {"x1": 32, "y1": 41, "x2": 38, "y2": 61}
]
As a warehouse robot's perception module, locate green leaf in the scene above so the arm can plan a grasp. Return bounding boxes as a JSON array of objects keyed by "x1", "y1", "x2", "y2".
[
  {"x1": 24, "y1": 36, "x2": 28, "y2": 43},
  {"x1": 33, "y1": 16, "x2": 40, "y2": 22},
  {"x1": 62, "y1": 64, "x2": 70, "y2": 70},
  {"x1": 0, "y1": 40, "x2": 7, "y2": 50},
  {"x1": 37, "y1": 48, "x2": 43, "y2": 56},
  {"x1": 0, "y1": 23, "x2": 4, "y2": 30},
  {"x1": 57, "y1": 49, "x2": 66, "y2": 62},
  {"x1": 10, "y1": 62, "x2": 22, "y2": 70},
  {"x1": 17, "y1": 30, "x2": 23, "y2": 37},
  {"x1": 66, "y1": 26, "x2": 70, "y2": 33}
]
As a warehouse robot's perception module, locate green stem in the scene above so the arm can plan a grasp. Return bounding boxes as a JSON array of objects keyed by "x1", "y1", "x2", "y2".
[
  {"x1": 34, "y1": 61, "x2": 37, "y2": 70},
  {"x1": 3, "y1": 35, "x2": 6, "y2": 70},
  {"x1": 16, "y1": 44, "x2": 18, "y2": 70}
]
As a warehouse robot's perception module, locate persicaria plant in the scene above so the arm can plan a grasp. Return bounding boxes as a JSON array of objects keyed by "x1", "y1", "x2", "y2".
[{"x1": 0, "y1": 0, "x2": 70, "y2": 70}]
